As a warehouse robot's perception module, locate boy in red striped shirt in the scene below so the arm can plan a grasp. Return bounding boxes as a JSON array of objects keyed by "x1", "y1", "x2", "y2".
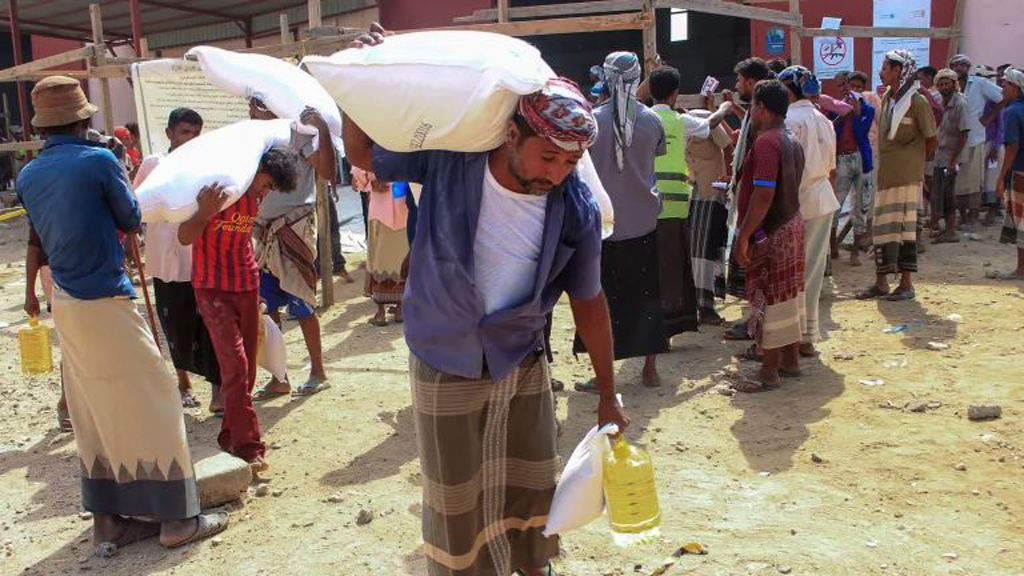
[{"x1": 178, "y1": 149, "x2": 300, "y2": 470}]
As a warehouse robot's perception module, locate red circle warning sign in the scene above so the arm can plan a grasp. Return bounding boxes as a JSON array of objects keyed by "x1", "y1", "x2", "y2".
[{"x1": 819, "y1": 37, "x2": 847, "y2": 66}]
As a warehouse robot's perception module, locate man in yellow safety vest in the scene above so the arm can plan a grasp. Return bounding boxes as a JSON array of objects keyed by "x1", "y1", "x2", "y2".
[{"x1": 649, "y1": 65, "x2": 733, "y2": 336}]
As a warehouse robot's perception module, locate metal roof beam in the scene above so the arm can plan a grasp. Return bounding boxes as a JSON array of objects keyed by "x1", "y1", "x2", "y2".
[{"x1": 134, "y1": 0, "x2": 244, "y2": 23}]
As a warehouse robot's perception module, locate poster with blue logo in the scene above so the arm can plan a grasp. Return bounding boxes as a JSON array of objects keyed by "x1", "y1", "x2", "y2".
[{"x1": 766, "y1": 27, "x2": 786, "y2": 55}]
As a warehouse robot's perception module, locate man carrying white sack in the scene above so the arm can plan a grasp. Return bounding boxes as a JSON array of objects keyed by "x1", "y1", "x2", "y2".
[
  {"x1": 344, "y1": 73, "x2": 630, "y2": 576},
  {"x1": 134, "y1": 108, "x2": 222, "y2": 413},
  {"x1": 17, "y1": 76, "x2": 227, "y2": 552},
  {"x1": 248, "y1": 100, "x2": 337, "y2": 399}
]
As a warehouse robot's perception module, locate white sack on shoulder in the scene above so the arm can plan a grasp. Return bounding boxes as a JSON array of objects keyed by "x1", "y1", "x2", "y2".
[
  {"x1": 543, "y1": 423, "x2": 619, "y2": 537},
  {"x1": 187, "y1": 45, "x2": 342, "y2": 136},
  {"x1": 302, "y1": 31, "x2": 555, "y2": 152},
  {"x1": 136, "y1": 119, "x2": 294, "y2": 223},
  {"x1": 577, "y1": 151, "x2": 615, "y2": 239}
]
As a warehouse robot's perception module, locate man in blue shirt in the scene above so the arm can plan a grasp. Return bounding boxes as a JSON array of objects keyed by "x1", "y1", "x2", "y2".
[
  {"x1": 345, "y1": 71, "x2": 629, "y2": 574},
  {"x1": 18, "y1": 76, "x2": 226, "y2": 551},
  {"x1": 994, "y1": 68, "x2": 1024, "y2": 279}
]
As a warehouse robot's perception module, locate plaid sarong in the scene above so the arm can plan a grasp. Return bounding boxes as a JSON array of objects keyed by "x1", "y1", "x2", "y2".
[
  {"x1": 411, "y1": 353, "x2": 560, "y2": 576},
  {"x1": 1000, "y1": 173, "x2": 1024, "y2": 247},
  {"x1": 689, "y1": 196, "x2": 729, "y2": 309},
  {"x1": 873, "y1": 183, "x2": 921, "y2": 275},
  {"x1": 747, "y1": 216, "x2": 807, "y2": 350},
  {"x1": 255, "y1": 204, "x2": 318, "y2": 306}
]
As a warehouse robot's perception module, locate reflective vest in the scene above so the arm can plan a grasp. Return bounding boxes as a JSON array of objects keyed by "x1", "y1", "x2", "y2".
[{"x1": 653, "y1": 107, "x2": 693, "y2": 219}]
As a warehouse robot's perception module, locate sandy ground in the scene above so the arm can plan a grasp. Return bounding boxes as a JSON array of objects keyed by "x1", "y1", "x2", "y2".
[{"x1": 0, "y1": 212, "x2": 1022, "y2": 576}]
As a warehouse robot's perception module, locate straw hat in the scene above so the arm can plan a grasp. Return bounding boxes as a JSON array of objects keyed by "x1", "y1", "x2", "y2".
[{"x1": 30, "y1": 75, "x2": 98, "y2": 128}]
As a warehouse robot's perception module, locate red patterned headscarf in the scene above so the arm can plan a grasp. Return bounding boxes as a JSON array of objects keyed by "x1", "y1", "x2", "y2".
[{"x1": 517, "y1": 77, "x2": 598, "y2": 153}]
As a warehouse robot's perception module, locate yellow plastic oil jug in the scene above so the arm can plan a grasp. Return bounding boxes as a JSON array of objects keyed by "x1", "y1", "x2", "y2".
[
  {"x1": 19, "y1": 317, "x2": 53, "y2": 375},
  {"x1": 603, "y1": 435, "x2": 661, "y2": 545}
]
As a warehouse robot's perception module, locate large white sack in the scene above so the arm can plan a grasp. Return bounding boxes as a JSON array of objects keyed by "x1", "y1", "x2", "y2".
[
  {"x1": 578, "y1": 151, "x2": 615, "y2": 239},
  {"x1": 543, "y1": 423, "x2": 619, "y2": 537},
  {"x1": 257, "y1": 314, "x2": 288, "y2": 383},
  {"x1": 302, "y1": 31, "x2": 555, "y2": 152},
  {"x1": 136, "y1": 119, "x2": 294, "y2": 223},
  {"x1": 187, "y1": 45, "x2": 342, "y2": 136}
]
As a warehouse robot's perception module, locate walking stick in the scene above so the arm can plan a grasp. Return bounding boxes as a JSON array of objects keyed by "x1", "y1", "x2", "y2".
[{"x1": 127, "y1": 232, "x2": 161, "y2": 350}]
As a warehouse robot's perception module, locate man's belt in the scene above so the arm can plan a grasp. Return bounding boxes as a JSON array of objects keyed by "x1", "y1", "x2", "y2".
[
  {"x1": 656, "y1": 171, "x2": 690, "y2": 182},
  {"x1": 662, "y1": 192, "x2": 691, "y2": 203}
]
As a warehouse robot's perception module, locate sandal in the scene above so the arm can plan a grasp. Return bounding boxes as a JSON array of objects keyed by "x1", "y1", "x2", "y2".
[
  {"x1": 574, "y1": 379, "x2": 600, "y2": 394},
  {"x1": 95, "y1": 518, "x2": 161, "y2": 556},
  {"x1": 161, "y1": 511, "x2": 229, "y2": 549},
  {"x1": 698, "y1": 308, "x2": 725, "y2": 326},
  {"x1": 856, "y1": 285, "x2": 890, "y2": 300},
  {"x1": 985, "y1": 270, "x2": 1023, "y2": 280},
  {"x1": 549, "y1": 378, "x2": 566, "y2": 392},
  {"x1": 180, "y1": 391, "x2": 201, "y2": 409},
  {"x1": 368, "y1": 316, "x2": 389, "y2": 327},
  {"x1": 57, "y1": 410, "x2": 73, "y2": 432},
  {"x1": 723, "y1": 320, "x2": 752, "y2": 341},
  {"x1": 253, "y1": 384, "x2": 290, "y2": 401},
  {"x1": 730, "y1": 375, "x2": 780, "y2": 393},
  {"x1": 932, "y1": 234, "x2": 960, "y2": 244},
  {"x1": 515, "y1": 564, "x2": 558, "y2": 576},
  {"x1": 292, "y1": 378, "x2": 331, "y2": 397},
  {"x1": 885, "y1": 288, "x2": 916, "y2": 301},
  {"x1": 734, "y1": 344, "x2": 762, "y2": 362},
  {"x1": 779, "y1": 367, "x2": 803, "y2": 378}
]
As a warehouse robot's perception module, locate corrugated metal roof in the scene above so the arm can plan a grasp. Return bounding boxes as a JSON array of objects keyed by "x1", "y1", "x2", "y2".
[{"x1": 0, "y1": 0, "x2": 376, "y2": 48}]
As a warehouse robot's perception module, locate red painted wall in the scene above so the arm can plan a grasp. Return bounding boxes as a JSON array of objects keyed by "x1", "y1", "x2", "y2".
[
  {"x1": 379, "y1": 0, "x2": 489, "y2": 29},
  {"x1": 30, "y1": 36, "x2": 85, "y2": 70},
  {"x1": 751, "y1": 0, "x2": 957, "y2": 91}
]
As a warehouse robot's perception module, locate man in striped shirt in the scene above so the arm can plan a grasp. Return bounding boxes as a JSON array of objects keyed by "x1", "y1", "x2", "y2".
[{"x1": 178, "y1": 149, "x2": 300, "y2": 471}]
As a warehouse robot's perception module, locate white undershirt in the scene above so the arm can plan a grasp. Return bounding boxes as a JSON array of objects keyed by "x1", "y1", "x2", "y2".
[{"x1": 473, "y1": 162, "x2": 548, "y2": 315}]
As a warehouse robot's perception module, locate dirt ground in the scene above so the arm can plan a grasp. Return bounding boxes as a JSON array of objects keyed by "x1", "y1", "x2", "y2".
[{"x1": 0, "y1": 212, "x2": 1022, "y2": 576}]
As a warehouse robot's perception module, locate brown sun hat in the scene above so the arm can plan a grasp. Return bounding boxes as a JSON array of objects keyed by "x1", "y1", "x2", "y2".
[{"x1": 30, "y1": 75, "x2": 98, "y2": 128}]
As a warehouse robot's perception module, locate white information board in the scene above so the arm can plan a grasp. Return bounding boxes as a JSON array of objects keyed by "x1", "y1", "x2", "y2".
[
  {"x1": 871, "y1": 0, "x2": 932, "y2": 89},
  {"x1": 130, "y1": 59, "x2": 249, "y2": 157},
  {"x1": 813, "y1": 36, "x2": 855, "y2": 79}
]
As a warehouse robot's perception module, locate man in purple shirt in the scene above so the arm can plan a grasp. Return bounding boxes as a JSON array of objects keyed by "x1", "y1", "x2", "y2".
[{"x1": 344, "y1": 71, "x2": 629, "y2": 574}]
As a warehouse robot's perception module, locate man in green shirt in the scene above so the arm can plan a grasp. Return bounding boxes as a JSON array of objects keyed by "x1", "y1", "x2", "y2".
[{"x1": 648, "y1": 65, "x2": 732, "y2": 333}]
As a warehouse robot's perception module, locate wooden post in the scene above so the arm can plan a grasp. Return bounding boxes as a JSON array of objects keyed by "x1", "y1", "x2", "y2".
[
  {"x1": 280, "y1": 13, "x2": 290, "y2": 45},
  {"x1": 2, "y1": 93, "x2": 11, "y2": 139},
  {"x1": 308, "y1": 0, "x2": 323, "y2": 28},
  {"x1": 788, "y1": 0, "x2": 802, "y2": 66},
  {"x1": 498, "y1": 0, "x2": 511, "y2": 23},
  {"x1": 316, "y1": 179, "x2": 335, "y2": 307},
  {"x1": 89, "y1": 4, "x2": 115, "y2": 136},
  {"x1": 244, "y1": 18, "x2": 253, "y2": 48},
  {"x1": 139, "y1": 37, "x2": 149, "y2": 58},
  {"x1": 642, "y1": 0, "x2": 657, "y2": 73},
  {"x1": 129, "y1": 0, "x2": 143, "y2": 56},
  {"x1": 7, "y1": 0, "x2": 31, "y2": 139},
  {"x1": 947, "y1": 0, "x2": 966, "y2": 63}
]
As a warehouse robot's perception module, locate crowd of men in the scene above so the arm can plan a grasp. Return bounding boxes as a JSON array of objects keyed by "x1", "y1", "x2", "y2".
[{"x1": 13, "y1": 20, "x2": 1024, "y2": 575}]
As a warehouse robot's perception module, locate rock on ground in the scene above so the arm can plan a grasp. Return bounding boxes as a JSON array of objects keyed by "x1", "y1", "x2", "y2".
[{"x1": 194, "y1": 450, "x2": 253, "y2": 508}]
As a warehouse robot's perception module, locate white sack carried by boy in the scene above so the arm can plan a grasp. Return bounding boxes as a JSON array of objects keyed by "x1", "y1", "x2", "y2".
[
  {"x1": 302, "y1": 31, "x2": 555, "y2": 152},
  {"x1": 543, "y1": 423, "x2": 619, "y2": 536},
  {"x1": 136, "y1": 119, "x2": 294, "y2": 223},
  {"x1": 187, "y1": 45, "x2": 343, "y2": 136},
  {"x1": 257, "y1": 314, "x2": 288, "y2": 383}
]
